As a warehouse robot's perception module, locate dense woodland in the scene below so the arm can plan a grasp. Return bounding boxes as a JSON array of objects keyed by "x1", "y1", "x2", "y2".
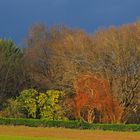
[{"x1": 0, "y1": 22, "x2": 140, "y2": 124}]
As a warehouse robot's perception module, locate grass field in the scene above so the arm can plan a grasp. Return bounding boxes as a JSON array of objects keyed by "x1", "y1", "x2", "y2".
[
  {"x1": 0, "y1": 136, "x2": 71, "y2": 140},
  {"x1": 0, "y1": 126, "x2": 140, "y2": 140}
]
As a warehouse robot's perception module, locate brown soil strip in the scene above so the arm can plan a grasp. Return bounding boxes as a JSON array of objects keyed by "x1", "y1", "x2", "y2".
[{"x1": 0, "y1": 125, "x2": 140, "y2": 140}]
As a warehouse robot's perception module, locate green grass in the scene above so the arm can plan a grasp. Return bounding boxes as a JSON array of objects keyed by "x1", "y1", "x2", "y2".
[{"x1": 0, "y1": 135, "x2": 73, "y2": 140}]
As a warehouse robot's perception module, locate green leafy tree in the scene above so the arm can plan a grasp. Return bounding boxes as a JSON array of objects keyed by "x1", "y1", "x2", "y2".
[
  {"x1": 17, "y1": 89, "x2": 65, "y2": 119},
  {"x1": 39, "y1": 90, "x2": 65, "y2": 120},
  {"x1": 17, "y1": 89, "x2": 39, "y2": 118},
  {"x1": 0, "y1": 39, "x2": 25, "y2": 109}
]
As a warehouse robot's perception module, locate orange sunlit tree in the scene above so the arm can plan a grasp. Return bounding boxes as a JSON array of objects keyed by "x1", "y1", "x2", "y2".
[{"x1": 74, "y1": 74, "x2": 123, "y2": 123}]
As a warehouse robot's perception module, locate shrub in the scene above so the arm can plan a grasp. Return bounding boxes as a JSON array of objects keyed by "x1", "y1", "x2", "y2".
[
  {"x1": 40, "y1": 90, "x2": 65, "y2": 120},
  {"x1": 16, "y1": 89, "x2": 66, "y2": 119},
  {"x1": 0, "y1": 99, "x2": 23, "y2": 118},
  {"x1": 0, "y1": 118, "x2": 140, "y2": 131},
  {"x1": 17, "y1": 89, "x2": 39, "y2": 118}
]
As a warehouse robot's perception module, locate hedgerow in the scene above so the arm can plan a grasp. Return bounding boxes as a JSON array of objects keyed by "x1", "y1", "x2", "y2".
[{"x1": 0, "y1": 118, "x2": 140, "y2": 131}]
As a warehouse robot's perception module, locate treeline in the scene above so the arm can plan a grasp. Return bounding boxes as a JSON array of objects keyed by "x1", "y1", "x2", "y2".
[{"x1": 0, "y1": 22, "x2": 140, "y2": 124}]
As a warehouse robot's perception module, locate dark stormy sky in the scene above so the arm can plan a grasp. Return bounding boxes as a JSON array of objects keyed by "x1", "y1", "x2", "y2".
[{"x1": 0, "y1": 0, "x2": 140, "y2": 44}]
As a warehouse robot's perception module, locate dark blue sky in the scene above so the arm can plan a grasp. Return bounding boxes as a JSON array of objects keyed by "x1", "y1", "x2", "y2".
[{"x1": 0, "y1": 0, "x2": 140, "y2": 44}]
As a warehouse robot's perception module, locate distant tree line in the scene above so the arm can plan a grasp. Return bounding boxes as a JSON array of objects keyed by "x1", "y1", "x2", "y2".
[{"x1": 0, "y1": 22, "x2": 140, "y2": 123}]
